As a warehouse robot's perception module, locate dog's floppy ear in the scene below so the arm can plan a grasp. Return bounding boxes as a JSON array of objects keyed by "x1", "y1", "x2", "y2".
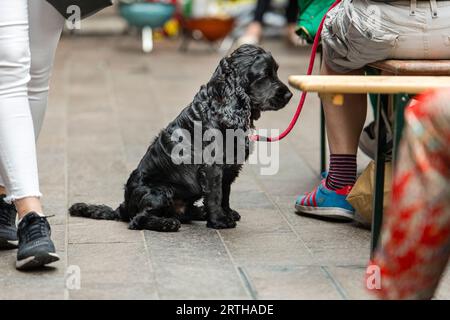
[{"x1": 208, "y1": 58, "x2": 251, "y2": 130}]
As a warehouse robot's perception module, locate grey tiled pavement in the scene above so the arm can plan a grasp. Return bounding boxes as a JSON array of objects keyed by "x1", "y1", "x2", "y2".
[{"x1": 0, "y1": 34, "x2": 449, "y2": 300}]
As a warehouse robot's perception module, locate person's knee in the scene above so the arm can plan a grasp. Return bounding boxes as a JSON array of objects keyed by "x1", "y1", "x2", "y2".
[
  {"x1": 28, "y1": 55, "x2": 53, "y2": 96},
  {"x1": 321, "y1": 56, "x2": 365, "y2": 76},
  {"x1": 0, "y1": 43, "x2": 31, "y2": 94},
  {"x1": 0, "y1": 42, "x2": 30, "y2": 73},
  {"x1": 321, "y1": 60, "x2": 340, "y2": 75}
]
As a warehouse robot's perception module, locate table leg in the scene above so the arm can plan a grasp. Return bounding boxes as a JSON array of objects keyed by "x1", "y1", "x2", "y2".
[
  {"x1": 393, "y1": 94, "x2": 409, "y2": 164},
  {"x1": 320, "y1": 102, "x2": 326, "y2": 175},
  {"x1": 371, "y1": 94, "x2": 389, "y2": 256}
]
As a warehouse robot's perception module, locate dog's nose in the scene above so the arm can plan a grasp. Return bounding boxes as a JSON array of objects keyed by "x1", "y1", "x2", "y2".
[{"x1": 284, "y1": 91, "x2": 293, "y2": 101}]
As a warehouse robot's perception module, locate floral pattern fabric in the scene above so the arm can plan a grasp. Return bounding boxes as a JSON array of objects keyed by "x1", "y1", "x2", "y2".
[{"x1": 371, "y1": 89, "x2": 450, "y2": 300}]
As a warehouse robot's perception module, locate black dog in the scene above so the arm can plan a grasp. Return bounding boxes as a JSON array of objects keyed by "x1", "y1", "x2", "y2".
[{"x1": 69, "y1": 45, "x2": 292, "y2": 232}]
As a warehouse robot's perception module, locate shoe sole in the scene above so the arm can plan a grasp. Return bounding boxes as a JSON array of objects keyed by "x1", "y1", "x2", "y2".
[
  {"x1": 295, "y1": 204, "x2": 354, "y2": 221},
  {"x1": 0, "y1": 238, "x2": 18, "y2": 250},
  {"x1": 16, "y1": 252, "x2": 60, "y2": 270}
]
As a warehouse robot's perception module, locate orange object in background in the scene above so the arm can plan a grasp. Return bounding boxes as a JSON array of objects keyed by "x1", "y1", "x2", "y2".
[{"x1": 183, "y1": 17, "x2": 234, "y2": 42}]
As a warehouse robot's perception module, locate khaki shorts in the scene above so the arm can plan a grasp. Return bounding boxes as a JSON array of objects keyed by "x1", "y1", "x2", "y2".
[{"x1": 322, "y1": 0, "x2": 450, "y2": 73}]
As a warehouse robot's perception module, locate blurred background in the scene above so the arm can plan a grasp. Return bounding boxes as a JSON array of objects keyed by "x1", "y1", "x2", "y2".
[{"x1": 68, "y1": 0, "x2": 303, "y2": 52}]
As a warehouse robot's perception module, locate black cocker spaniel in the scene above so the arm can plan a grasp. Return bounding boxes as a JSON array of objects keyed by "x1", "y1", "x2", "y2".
[{"x1": 69, "y1": 44, "x2": 292, "y2": 232}]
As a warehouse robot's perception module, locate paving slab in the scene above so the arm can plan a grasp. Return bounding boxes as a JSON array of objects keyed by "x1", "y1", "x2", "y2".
[
  {"x1": 144, "y1": 224, "x2": 250, "y2": 300},
  {"x1": 67, "y1": 242, "x2": 158, "y2": 299}
]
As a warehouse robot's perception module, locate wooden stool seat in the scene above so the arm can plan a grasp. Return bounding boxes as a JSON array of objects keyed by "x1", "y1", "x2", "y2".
[{"x1": 369, "y1": 60, "x2": 450, "y2": 76}]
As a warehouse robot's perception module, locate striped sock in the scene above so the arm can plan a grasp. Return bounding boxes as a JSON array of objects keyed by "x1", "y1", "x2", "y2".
[{"x1": 326, "y1": 154, "x2": 357, "y2": 190}]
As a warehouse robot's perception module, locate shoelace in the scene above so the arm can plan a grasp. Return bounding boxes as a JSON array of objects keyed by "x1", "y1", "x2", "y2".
[{"x1": 20, "y1": 216, "x2": 51, "y2": 243}]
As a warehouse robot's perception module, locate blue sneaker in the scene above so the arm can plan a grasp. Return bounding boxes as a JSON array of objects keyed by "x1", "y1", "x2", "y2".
[{"x1": 295, "y1": 179, "x2": 355, "y2": 221}]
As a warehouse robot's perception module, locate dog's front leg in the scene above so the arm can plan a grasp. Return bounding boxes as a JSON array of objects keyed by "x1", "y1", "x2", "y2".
[
  {"x1": 222, "y1": 181, "x2": 241, "y2": 222},
  {"x1": 199, "y1": 165, "x2": 236, "y2": 229}
]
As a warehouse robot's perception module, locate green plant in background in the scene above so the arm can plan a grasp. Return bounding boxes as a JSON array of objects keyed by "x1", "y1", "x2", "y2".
[{"x1": 182, "y1": 0, "x2": 255, "y2": 18}]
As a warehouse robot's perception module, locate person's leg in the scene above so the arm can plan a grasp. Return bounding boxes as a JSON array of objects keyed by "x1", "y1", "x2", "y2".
[
  {"x1": 238, "y1": 0, "x2": 271, "y2": 45},
  {"x1": 14, "y1": 0, "x2": 64, "y2": 270},
  {"x1": 0, "y1": 0, "x2": 41, "y2": 250},
  {"x1": 295, "y1": 0, "x2": 381, "y2": 220},
  {"x1": 294, "y1": 62, "x2": 365, "y2": 220},
  {"x1": 0, "y1": 186, "x2": 7, "y2": 196},
  {"x1": 285, "y1": 0, "x2": 298, "y2": 24},
  {"x1": 321, "y1": 64, "x2": 366, "y2": 156},
  {"x1": 285, "y1": 0, "x2": 300, "y2": 45},
  {"x1": 0, "y1": 0, "x2": 63, "y2": 269},
  {"x1": 0, "y1": 0, "x2": 63, "y2": 218},
  {"x1": 0, "y1": 0, "x2": 43, "y2": 217},
  {"x1": 28, "y1": 0, "x2": 64, "y2": 138},
  {"x1": 321, "y1": 62, "x2": 366, "y2": 190},
  {"x1": 0, "y1": 0, "x2": 63, "y2": 220},
  {"x1": 253, "y1": 0, "x2": 271, "y2": 24}
]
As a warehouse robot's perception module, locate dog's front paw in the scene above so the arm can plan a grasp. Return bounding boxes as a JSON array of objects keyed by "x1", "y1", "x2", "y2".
[
  {"x1": 207, "y1": 215, "x2": 236, "y2": 229},
  {"x1": 225, "y1": 209, "x2": 241, "y2": 221}
]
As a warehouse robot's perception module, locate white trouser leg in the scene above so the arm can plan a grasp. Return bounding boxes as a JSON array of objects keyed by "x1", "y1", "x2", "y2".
[
  {"x1": 27, "y1": 0, "x2": 64, "y2": 138},
  {"x1": 0, "y1": 0, "x2": 64, "y2": 202}
]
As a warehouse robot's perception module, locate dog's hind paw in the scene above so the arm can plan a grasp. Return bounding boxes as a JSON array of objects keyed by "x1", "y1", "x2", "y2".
[
  {"x1": 129, "y1": 216, "x2": 181, "y2": 232},
  {"x1": 128, "y1": 220, "x2": 142, "y2": 230},
  {"x1": 159, "y1": 218, "x2": 181, "y2": 232}
]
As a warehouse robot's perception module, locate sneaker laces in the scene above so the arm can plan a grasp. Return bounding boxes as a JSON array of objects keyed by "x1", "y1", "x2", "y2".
[{"x1": 20, "y1": 214, "x2": 51, "y2": 243}]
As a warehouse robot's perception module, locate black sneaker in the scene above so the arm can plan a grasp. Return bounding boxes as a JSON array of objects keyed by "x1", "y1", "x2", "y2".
[
  {"x1": 0, "y1": 195, "x2": 18, "y2": 250},
  {"x1": 16, "y1": 212, "x2": 59, "y2": 270}
]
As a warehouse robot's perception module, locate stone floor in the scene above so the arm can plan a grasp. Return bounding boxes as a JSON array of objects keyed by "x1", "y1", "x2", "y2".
[{"x1": 0, "y1": 33, "x2": 448, "y2": 300}]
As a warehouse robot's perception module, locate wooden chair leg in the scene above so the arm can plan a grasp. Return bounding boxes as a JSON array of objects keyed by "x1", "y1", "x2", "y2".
[
  {"x1": 371, "y1": 94, "x2": 389, "y2": 256},
  {"x1": 142, "y1": 26, "x2": 153, "y2": 53}
]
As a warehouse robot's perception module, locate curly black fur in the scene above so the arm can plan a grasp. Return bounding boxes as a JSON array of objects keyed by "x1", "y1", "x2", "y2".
[{"x1": 69, "y1": 45, "x2": 292, "y2": 232}]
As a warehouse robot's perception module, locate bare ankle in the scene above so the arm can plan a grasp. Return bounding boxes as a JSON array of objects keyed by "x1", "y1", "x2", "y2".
[
  {"x1": 245, "y1": 22, "x2": 263, "y2": 39},
  {"x1": 14, "y1": 197, "x2": 43, "y2": 220}
]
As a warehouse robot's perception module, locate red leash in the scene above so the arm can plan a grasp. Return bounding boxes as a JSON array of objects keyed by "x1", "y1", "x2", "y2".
[{"x1": 251, "y1": 0, "x2": 342, "y2": 142}]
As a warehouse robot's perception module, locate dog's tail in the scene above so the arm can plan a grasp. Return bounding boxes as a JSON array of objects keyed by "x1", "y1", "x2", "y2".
[{"x1": 69, "y1": 203, "x2": 121, "y2": 221}]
